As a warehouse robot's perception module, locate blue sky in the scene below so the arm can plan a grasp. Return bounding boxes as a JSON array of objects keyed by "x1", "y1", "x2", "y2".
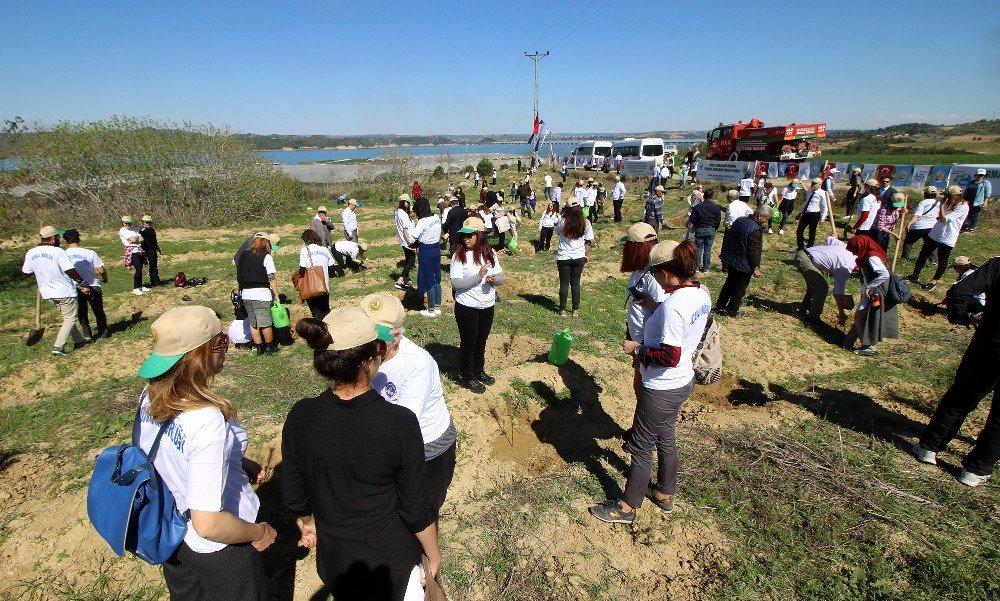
[{"x1": 3, "y1": 0, "x2": 999, "y2": 135}]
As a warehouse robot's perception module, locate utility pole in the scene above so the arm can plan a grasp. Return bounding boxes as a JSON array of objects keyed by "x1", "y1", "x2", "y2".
[{"x1": 524, "y1": 51, "x2": 549, "y2": 165}]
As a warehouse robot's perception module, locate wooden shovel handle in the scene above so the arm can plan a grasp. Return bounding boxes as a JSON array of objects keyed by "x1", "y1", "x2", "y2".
[{"x1": 35, "y1": 289, "x2": 42, "y2": 329}]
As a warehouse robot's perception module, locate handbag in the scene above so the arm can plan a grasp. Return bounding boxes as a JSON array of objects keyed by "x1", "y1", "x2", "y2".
[
  {"x1": 296, "y1": 247, "x2": 328, "y2": 301},
  {"x1": 87, "y1": 394, "x2": 188, "y2": 565}
]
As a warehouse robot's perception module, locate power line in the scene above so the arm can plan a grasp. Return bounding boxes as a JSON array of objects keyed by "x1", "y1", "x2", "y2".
[{"x1": 523, "y1": 51, "x2": 549, "y2": 117}]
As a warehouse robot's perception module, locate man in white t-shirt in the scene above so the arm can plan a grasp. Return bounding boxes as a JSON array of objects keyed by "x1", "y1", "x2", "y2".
[
  {"x1": 64, "y1": 229, "x2": 110, "y2": 340},
  {"x1": 612, "y1": 175, "x2": 627, "y2": 223},
  {"x1": 341, "y1": 199, "x2": 359, "y2": 242},
  {"x1": 724, "y1": 190, "x2": 752, "y2": 228},
  {"x1": 544, "y1": 173, "x2": 553, "y2": 199},
  {"x1": 797, "y1": 236, "x2": 856, "y2": 324},
  {"x1": 851, "y1": 179, "x2": 882, "y2": 237},
  {"x1": 332, "y1": 240, "x2": 367, "y2": 277},
  {"x1": 738, "y1": 172, "x2": 756, "y2": 201},
  {"x1": 22, "y1": 226, "x2": 90, "y2": 355}
]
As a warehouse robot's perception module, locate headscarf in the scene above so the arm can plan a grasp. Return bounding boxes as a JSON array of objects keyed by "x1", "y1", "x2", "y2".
[{"x1": 846, "y1": 235, "x2": 888, "y2": 270}]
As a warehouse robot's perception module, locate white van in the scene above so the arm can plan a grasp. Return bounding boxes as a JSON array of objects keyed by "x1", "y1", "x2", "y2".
[
  {"x1": 612, "y1": 137, "x2": 673, "y2": 176},
  {"x1": 570, "y1": 140, "x2": 612, "y2": 170}
]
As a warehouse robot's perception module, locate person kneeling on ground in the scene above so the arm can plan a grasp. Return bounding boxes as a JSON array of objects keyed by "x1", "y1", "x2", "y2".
[
  {"x1": 590, "y1": 240, "x2": 711, "y2": 524},
  {"x1": 911, "y1": 256, "x2": 999, "y2": 487}
]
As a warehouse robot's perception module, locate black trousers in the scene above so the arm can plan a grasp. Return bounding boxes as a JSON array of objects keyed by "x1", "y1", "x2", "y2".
[
  {"x1": 305, "y1": 293, "x2": 331, "y2": 320},
  {"x1": 902, "y1": 228, "x2": 933, "y2": 260},
  {"x1": 130, "y1": 251, "x2": 145, "y2": 289},
  {"x1": 613, "y1": 197, "x2": 624, "y2": 222},
  {"x1": 162, "y1": 542, "x2": 267, "y2": 601},
  {"x1": 77, "y1": 288, "x2": 108, "y2": 338},
  {"x1": 796, "y1": 211, "x2": 821, "y2": 250},
  {"x1": 912, "y1": 238, "x2": 953, "y2": 281},
  {"x1": 454, "y1": 302, "x2": 494, "y2": 377},
  {"x1": 400, "y1": 247, "x2": 415, "y2": 281},
  {"x1": 920, "y1": 340, "x2": 1000, "y2": 476},
  {"x1": 716, "y1": 269, "x2": 753, "y2": 313},
  {"x1": 426, "y1": 443, "x2": 457, "y2": 518},
  {"x1": 539, "y1": 227, "x2": 554, "y2": 250},
  {"x1": 147, "y1": 251, "x2": 161, "y2": 286},
  {"x1": 557, "y1": 257, "x2": 585, "y2": 311},
  {"x1": 332, "y1": 249, "x2": 361, "y2": 277}
]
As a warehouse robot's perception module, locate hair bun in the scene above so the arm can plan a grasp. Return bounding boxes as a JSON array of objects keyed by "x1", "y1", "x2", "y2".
[{"x1": 295, "y1": 318, "x2": 332, "y2": 350}]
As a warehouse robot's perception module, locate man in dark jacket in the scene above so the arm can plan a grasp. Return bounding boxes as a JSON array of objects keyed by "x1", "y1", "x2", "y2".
[
  {"x1": 442, "y1": 201, "x2": 471, "y2": 257},
  {"x1": 689, "y1": 189, "x2": 723, "y2": 272},
  {"x1": 716, "y1": 205, "x2": 772, "y2": 317},
  {"x1": 139, "y1": 215, "x2": 163, "y2": 286},
  {"x1": 912, "y1": 256, "x2": 999, "y2": 487}
]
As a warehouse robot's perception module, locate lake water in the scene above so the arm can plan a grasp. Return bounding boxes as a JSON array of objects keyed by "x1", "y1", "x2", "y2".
[{"x1": 259, "y1": 140, "x2": 701, "y2": 165}]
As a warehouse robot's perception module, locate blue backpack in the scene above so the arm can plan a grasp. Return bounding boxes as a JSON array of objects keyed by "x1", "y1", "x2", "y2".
[{"x1": 87, "y1": 396, "x2": 188, "y2": 565}]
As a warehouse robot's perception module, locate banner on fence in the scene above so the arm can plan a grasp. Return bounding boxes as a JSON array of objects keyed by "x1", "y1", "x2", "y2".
[
  {"x1": 696, "y1": 160, "x2": 757, "y2": 184},
  {"x1": 910, "y1": 165, "x2": 931, "y2": 189},
  {"x1": 832, "y1": 163, "x2": 849, "y2": 182},
  {"x1": 767, "y1": 162, "x2": 779, "y2": 179},
  {"x1": 893, "y1": 165, "x2": 914, "y2": 188},
  {"x1": 861, "y1": 164, "x2": 879, "y2": 182},
  {"x1": 876, "y1": 165, "x2": 895, "y2": 180},
  {"x1": 950, "y1": 164, "x2": 1000, "y2": 198},
  {"x1": 928, "y1": 165, "x2": 952, "y2": 189}
]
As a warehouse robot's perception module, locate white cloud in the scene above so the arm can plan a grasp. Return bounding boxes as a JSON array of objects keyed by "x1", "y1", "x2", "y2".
[{"x1": 899, "y1": 114, "x2": 928, "y2": 120}]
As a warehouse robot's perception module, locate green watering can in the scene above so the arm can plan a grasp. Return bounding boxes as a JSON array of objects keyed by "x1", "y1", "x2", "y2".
[
  {"x1": 548, "y1": 328, "x2": 572, "y2": 366},
  {"x1": 270, "y1": 300, "x2": 290, "y2": 329}
]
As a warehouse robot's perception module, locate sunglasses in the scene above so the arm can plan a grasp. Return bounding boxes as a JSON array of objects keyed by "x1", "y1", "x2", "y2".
[{"x1": 211, "y1": 333, "x2": 231, "y2": 353}]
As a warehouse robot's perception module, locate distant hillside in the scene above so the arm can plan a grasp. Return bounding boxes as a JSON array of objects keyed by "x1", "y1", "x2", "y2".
[{"x1": 241, "y1": 134, "x2": 462, "y2": 150}]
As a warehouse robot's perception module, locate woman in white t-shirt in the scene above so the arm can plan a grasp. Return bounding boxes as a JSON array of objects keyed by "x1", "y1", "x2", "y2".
[
  {"x1": 554, "y1": 199, "x2": 594, "y2": 317},
  {"x1": 449, "y1": 217, "x2": 503, "y2": 394},
  {"x1": 235, "y1": 234, "x2": 280, "y2": 355},
  {"x1": 620, "y1": 222, "x2": 666, "y2": 397},
  {"x1": 537, "y1": 202, "x2": 559, "y2": 251},
  {"x1": 119, "y1": 215, "x2": 148, "y2": 295},
  {"x1": 902, "y1": 187, "x2": 941, "y2": 261},
  {"x1": 297, "y1": 229, "x2": 336, "y2": 319},
  {"x1": 778, "y1": 180, "x2": 801, "y2": 234},
  {"x1": 909, "y1": 185, "x2": 970, "y2": 290},
  {"x1": 136, "y1": 305, "x2": 275, "y2": 597},
  {"x1": 395, "y1": 195, "x2": 416, "y2": 290},
  {"x1": 411, "y1": 198, "x2": 443, "y2": 317},
  {"x1": 590, "y1": 240, "x2": 710, "y2": 525}
]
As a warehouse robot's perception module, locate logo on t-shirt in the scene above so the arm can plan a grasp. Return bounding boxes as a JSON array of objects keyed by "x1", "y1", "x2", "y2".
[{"x1": 383, "y1": 382, "x2": 397, "y2": 400}]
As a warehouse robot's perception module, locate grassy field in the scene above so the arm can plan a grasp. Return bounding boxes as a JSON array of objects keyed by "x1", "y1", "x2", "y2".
[{"x1": 0, "y1": 165, "x2": 997, "y2": 600}]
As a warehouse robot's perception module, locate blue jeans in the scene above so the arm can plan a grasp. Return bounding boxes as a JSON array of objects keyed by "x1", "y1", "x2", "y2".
[
  {"x1": 694, "y1": 227, "x2": 716, "y2": 271},
  {"x1": 426, "y1": 283, "x2": 442, "y2": 309}
]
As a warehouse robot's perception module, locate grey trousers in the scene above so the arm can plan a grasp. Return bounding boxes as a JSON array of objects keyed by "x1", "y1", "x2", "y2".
[
  {"x1": 622, "y1": 378, "x2": 696, "y2": 507},
  {"x1": 51, "y1": 296, "x2": 85, "y2": 349},
  {"x1": 163, "y1": 542, "x2": 267, "y2": 601},
  {"x1": 795, "y1": 250, "x2": 829, "y2": 319}
]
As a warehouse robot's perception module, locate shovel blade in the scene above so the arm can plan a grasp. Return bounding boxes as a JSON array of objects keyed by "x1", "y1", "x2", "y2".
[{"x1": 25, "y1": 327, "x2": 45, "y2": 347}]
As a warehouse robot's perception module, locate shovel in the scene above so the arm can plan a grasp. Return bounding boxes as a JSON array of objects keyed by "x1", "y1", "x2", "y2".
[{"x1": 25, "y1": 289, "x2": 45, "y2": 346}]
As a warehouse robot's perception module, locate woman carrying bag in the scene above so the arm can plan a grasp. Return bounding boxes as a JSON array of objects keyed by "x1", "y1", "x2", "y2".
[
  {"x1": 620, "y1": 222, "x2": 666, "y2": 397},
  {"x1": 284, "y1": 308, "x2": 441, "y2": 601},
  {"x1": 136, "y1": 305, "x2": 275, "y2": 599},
  {"x1": 297, "y1": 229, "x2": 335, "y2": 320},
  {"x1": 411, "y1": 198, "x2": 443, "y2": 317},
  {"x1": 235, "y1": 233, "x2": 281, "y2": 356},
  {"x1": 450, "y1": 217, "x2": 503, "y2": 394},
  {"x1": 844, "y1": 235, "x2": 899, "y2": 356}
]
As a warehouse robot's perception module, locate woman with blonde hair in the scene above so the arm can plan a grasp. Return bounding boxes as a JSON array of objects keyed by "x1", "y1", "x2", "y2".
[
  {"x1": 136, "y1": 305, "x2": 275, "y2": 599},
  {"x1": 284, "y1": 308, "x2": 441, "y2": 600}
]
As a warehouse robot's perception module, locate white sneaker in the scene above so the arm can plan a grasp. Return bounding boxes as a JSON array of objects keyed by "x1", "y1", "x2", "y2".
[
  {"x1": 958, "y1": 470, "x2": 991, "y2": 488},
  {"x1": 132, "y1": 288, "x2": 144, "y2": 296},
  {"x1": 768, "y1": 228, "x2": 774, "y2": 234},
  {"x1": 420, "y1": 309, "x2": 437, "y2": 317},
  {"x1": 911, "y1": 443, "x2": 937, "y2": 465},
  {"x1": 433, "y1": 309, "x2": 442, "y2": 316},
  {"x1": 141, "y1": 286, "x2": 151, "y2": 292},
  {"x1": 778, "y1": 229, "x2": 784, "y2": 235}
]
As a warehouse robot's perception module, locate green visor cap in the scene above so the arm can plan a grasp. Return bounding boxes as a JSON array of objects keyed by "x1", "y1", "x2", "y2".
[
  {"x1": 137, "y1": 352, "x2": 185, "y2": 379},
  {"x1": 375, "y1": 324, "x2": 395, "y2": 341},
  {"x1": 457, "y1": 227, "x2": 479, "y2": 234}
]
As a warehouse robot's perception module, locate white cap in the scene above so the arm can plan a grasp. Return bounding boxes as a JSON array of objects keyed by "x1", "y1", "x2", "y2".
[{"x1": 975, "y1": 168, "x2": 987, "y2": 176}]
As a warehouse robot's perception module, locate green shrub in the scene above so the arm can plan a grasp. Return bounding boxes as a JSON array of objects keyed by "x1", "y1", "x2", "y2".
[
  {"x1": 432, "y1": 165, "x2": 445, "y2": 178},
  {"x1": 476, "y1": 158, "x2": 494, "y2": 179}
]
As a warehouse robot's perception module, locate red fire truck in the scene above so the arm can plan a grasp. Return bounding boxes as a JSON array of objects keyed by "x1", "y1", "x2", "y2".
[{"x1": 706, "y1": 118, "x2": 826, "y2": 162}]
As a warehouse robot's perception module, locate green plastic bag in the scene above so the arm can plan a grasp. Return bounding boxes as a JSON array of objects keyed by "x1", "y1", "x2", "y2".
[
  {"x1": 548, "y1": 328, "x2": 572, "y2": 366},
  {"x1": 270, "y1": 300, "x2": 290, "y2": 329},
  {"x1": 507, "y1": 237, "x2": 519, "y2": 253}
]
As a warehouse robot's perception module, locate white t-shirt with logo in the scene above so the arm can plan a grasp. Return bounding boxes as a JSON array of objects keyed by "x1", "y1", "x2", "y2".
[
  {"x1": 929, "y1": 203, "x2": 969, "y2": 247},
  {"x1": 65, "y1": 247, "x2": 105, "y2": 288},
  {"x1": 640, "y1": 286, "x2": 712, "y2": 390},
  {"x1": 855, "y1": 194, "x2": 880, "y2": 231},
  {"x1": 240, "y1": 254, "x2": 276, "y2": 302},
  {"x1": 299, "y1": 244, "x2": 335, "y2": 290},
  {"x1": 119, "y1": 226, "x2": 141, "y2": 249},
  {"x1": 372, "y1": 336, "x2": 451, "y2": 446},
  {"x1": 412, "y1": 215, "x2": 442, "y2": 244},
  {"x1": 333, "y1": 240, "x2": 361, "y2": 259},
  {"x1": 395, "y1": 208, "x2": 413, "y2": 247},
  {"x1": 627, "y1": 271, "x2": 668, "y2": 342},
  {"x1": 22, "y1": 245, "x2": 77, "y2": 299},
  {"x1": 137, "y1": 390, "x2": 259, "y2": 554},
  {"x1": 450, "y1": 250, "x2": 502, "y2": 309},
  {"x1": 554, "y1": 219, "x2": 594, "y2": 261},
  {"x1": 910, "y1": 199, "x2": 940, "y2": 231}
]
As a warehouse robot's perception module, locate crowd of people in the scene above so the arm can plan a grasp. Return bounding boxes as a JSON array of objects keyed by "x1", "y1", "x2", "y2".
[{"x1": 19, "y1": 158, "x2": 995, "y2": 599}]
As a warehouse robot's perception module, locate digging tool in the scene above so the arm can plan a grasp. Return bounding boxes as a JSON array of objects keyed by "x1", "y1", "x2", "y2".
[
  {"x1": 891, "y1": 201, "x2": 907, "y2": 273},
  {"x1": 25, "y1": 289, "x2": 44, "y2": 346}
]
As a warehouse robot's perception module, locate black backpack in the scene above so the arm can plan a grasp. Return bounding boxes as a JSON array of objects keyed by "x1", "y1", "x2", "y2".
[{"x1": 962, "y1": 183, "x2": 980, "y2": 202}]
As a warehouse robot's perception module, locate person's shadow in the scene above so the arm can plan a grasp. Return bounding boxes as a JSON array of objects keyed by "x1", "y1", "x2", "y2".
[
  {"x1": 529, "y1": 358, "x2": 629, "y2": 498},
  {"x1": 254, "y1": 462, "x2": 311, "y2": 601},
  {"x1": 518, "y1": 293, "x2": 559, "y2": 312},
  {"x1": 748, "y1": 295, "x2": 846, "y2": 346}
]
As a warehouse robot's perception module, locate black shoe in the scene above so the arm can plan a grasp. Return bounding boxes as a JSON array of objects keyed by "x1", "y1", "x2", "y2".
[
  {"x1": 458, "y1": 375, "x2": 486, "y2": 394},
  {"x1": 264, "y1": 342, "x2": 279, "y2": 355},
  {"x1": 588, "y1": 499, "x2": 635, "y2": 524},
  {"x1": 905, "y1": 274, "x2": 918, "y2": 283},
  {"x1": 475, "y1": 372, "x2": 496, "y2": 385},
  {"x1": 922, "y1": 282, "x2": 937, "y2": 292},
  {"x1": 256, "y1": 344, "x2": 266, "y2": 356}
]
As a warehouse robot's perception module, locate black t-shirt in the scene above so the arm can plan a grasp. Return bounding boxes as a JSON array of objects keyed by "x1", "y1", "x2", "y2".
[{"x1": 282, "y1": 388, "x2": 433, "y2": 600}]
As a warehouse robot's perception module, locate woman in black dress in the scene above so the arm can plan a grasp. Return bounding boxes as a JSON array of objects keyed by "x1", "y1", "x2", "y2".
[{"x1": 282, "y1": 307, "x2": 442, "y2": 601}]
